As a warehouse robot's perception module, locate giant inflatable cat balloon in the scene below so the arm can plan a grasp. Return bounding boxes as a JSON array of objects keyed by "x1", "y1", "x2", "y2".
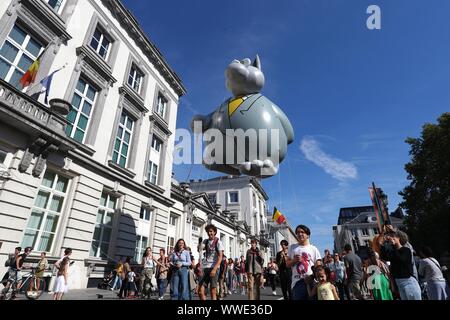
[{"x1": 191, "y1": 55, "x2": 294, "y2": 177}]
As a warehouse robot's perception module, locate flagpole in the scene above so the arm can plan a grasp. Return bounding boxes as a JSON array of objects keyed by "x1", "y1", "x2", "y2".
[
  {"x1": 371, "y1": 182, "x2": 387, "y2": 233},
  {"x1": 375, "y1": 185, "x2": 391, "y2": 226},
  {"x1": 285, "y1": 223, "x2": 297, "y2": 241},
  {"x1": 23, "y1": 44, "x2": 51, "y2": 94},
  {"x1": 25, "y1": 63, "x2": 68, "y2": 98}
]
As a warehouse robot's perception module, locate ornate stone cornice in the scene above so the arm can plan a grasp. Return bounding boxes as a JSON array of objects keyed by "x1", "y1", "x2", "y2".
[
  {"x1": 68, "y1": 148, "x2": 175, "y2": 207},
  {"x1": 76, "y1": 45, "x2": 117, "y2": 87},
  {"x1": 20, "y1": 0, "x2": 72, "y2": 43},
  {"x1": 250, "y1": 177, "x2": 269, "y2": 200},
  {"x1": 100, "y1": 0, "x2": 186, "y2": 97},
  {"x1": 149, "y1": 112, "x2": 172, "y2": 136},
  {"x1": 118, "y1": 85, "x2": 148, "y2": 114}
]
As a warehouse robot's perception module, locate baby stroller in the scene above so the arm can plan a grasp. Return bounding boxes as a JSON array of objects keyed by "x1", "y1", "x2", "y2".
[{"x1": 97, "y1": 271, "x2": 115, "y2": 290}]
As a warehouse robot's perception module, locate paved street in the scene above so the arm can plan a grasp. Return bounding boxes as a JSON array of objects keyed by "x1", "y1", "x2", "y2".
[{"x1": 13, "y1": 287, "x2": 284, "y2": 301}]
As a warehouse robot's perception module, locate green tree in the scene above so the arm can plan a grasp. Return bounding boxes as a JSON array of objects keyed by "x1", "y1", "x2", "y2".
[{"x1": 399, "y1": 112, "x2": 450, "y2": 258}]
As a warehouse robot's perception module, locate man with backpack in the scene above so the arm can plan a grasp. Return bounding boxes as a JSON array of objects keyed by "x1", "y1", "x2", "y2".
[
  {"x1": 246, "y1": 239, "x2": 264, "y2": 300},
  {"x1": 198, "y1": 224, "x2": 224, "y2": 300},
  {"x1": 1, "y1": 247, "x2": 21, "y2": 296},
  {"x1": 15, "y1": 247, "x2": 32, "y2": 292}
]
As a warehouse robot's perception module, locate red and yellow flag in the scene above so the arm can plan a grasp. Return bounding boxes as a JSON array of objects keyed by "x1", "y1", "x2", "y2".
[
  {"x1": 272, "y1": 207, "x2": 286, "y2": 225},
  {"x1": 20, "y1": 56, "x2": 41, "y2": 88}
]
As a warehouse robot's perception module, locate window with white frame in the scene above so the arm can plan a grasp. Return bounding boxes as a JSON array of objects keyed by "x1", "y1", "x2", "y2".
[
  {"x1": 139, "y1": 205, "x2": 151, "y2": 221},
  {"x1": 0, "y1": 24, "x2": 43, "y2": 90},
  {"x1": 66, "y1": 78, "x2": 97, "y2": 143},
  {"x1": 45, "y1": 0, "x2": 65, "y2": 13},
  {"x1": 191, "y1": 224, "x2": 200, "y2": 241},
  {"x1": 155, "y1": 94, "x2": 167, "y2": 119},
  {"x1": 362, "y1": 228, "x2": 369, "y2": 236},
  {"x1": 220, "y1": 234, "x2": 226, "y2": 253},
  {"x1": 167, "y1": 236, "x2": 175, "y2": 254},
  {"x1": 228, "y1": 191, "x2": 239, "y2": 204},
  {"x1": 112, "y1": 112, "x2": 134, "y2": 168},
  {"x1": 90, "y1": 192, "x2": 117, "y2": 258},
  {"x1": 151, "y1": 136, "x2": 162, "y2": 152},
  {"x1": 147, "y1": 160, "x2": 158, "y2": 185},
  {"x1": 22, "y1": 171, "x2": 69, "y2": 252},
  {"x1": 207, "y1": 193, "x2": 217, "y2": 205},
  {"x1": 350, "y1": 229, "x2": 357, "y2": 237},
  {"x1": 127, "y1": 63, "x2": 143, "y2": 94},
  {"x1": 169, "y1": 214, "x2": 178, "y2": 226},
  {"x1": 134, "y1": 235, "x2": 148, "y2": 263},
  {"x1": 90, "y1": 27, "x2": 111, "y2": 60}
]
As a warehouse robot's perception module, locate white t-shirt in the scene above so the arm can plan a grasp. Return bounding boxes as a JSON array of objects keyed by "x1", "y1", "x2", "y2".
[
  {"x1": 128, "y1": 271, "x2": 136, "y2": 282},
  {"x1": 143, "y1": 257, "x2": 156, "y2": 269},
  {"x1": 202, "y1": 238, "x2": 224, "y2": 269},
  {"x1": 419, "y1": 258, "x2": 445, "y2": 282},
  {"x1": 288, "y1": 243, "x2": 321, "y2": 289}
]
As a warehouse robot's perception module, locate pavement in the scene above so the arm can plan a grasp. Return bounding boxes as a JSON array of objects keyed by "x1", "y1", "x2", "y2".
[{"x1": 13, "y1": 287, "x2": 284, "y2": 301}]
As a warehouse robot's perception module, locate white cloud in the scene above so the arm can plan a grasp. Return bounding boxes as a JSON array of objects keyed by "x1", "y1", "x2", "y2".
[{"x1": 300, "y1": 136, "x2": 358, "y2": 181}]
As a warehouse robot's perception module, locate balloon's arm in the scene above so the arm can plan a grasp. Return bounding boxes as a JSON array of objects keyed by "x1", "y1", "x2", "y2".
[{"x1": 272, "y1": 104, "x2": 294, "y2": 144}]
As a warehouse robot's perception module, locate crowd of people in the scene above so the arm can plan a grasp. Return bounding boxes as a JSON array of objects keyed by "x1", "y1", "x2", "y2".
[
  {"x1": 104, "y1": 223, "x2": 449, "y2": 301},
  {"x1": 2, "y1": 223, "x2": 449, "y2": 301}
]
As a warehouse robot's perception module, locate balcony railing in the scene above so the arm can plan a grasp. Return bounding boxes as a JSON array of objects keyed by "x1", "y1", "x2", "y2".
[{"x1": 0, "y1": 79, "x2": 68, "y2": 136}]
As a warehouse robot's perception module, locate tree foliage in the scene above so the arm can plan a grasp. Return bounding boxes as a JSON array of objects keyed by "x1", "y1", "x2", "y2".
[{"x1": 399, "y1": 112, "x2": 450, "y2": 257}]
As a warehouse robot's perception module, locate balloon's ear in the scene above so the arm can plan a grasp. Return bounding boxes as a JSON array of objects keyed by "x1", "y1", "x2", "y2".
[{"x1": 252, "y1": 54, "x2": 261, "y2": 70}]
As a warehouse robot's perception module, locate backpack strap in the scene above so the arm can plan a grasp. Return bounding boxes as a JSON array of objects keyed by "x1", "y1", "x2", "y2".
[
  {"x1": 204, "y1": 237, "x2": 220, "y2": 255},
  {"x1": 214, "y1": 237, "x2": 220, "y2": 255},
  {"x1": 428, "y1": 258, "x2": 441, "y2": 270}
]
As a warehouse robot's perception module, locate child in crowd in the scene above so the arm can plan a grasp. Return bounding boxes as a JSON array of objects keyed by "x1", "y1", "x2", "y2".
[
  {"x1": 309, "y1": 266, "x2": 339, "y2": 300},
  {"x1": 127, "y1": 267, "x2": 138, "y2": 298}
]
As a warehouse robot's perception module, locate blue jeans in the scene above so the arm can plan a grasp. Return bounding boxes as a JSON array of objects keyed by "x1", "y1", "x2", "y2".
[
  {"x1": 171, "y1": 267, "x2": 190, "y2": 300},
  {"x1": 292, "y1": 279, "x2": 308, "y2": 300},
  {"x1": 111, "y1": 275, "x2": 122, "y2": 290},
  {"x1": 395, "y1": 277, "x2": 422, "y2": 300},
  {"x1": 335, "y1": 281, "x2": 346, "y2": 300},
  {"x1": 158, "y1": 278, "x2": 168, "y2": 298},
  {"x1": 227, "y1": 271, "x2": 234, "y2": 291},
  {"x1": 426, "y1": 280, "x2": 448, "y2": 300}
]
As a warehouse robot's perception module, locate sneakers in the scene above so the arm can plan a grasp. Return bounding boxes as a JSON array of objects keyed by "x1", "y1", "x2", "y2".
[{"x1": 272, "y1": 291, "x2": 277, "y2": 296}]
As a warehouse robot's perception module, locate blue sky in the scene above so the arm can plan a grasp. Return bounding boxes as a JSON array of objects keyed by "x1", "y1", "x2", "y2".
[{"x1": 123, "y1": 0, "x2": 450, "y2": 253}]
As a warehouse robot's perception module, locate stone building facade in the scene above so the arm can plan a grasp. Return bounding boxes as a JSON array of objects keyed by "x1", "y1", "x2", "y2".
[{"x1": 0, "y1": 0, "x2": 185, "y2": 288}]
